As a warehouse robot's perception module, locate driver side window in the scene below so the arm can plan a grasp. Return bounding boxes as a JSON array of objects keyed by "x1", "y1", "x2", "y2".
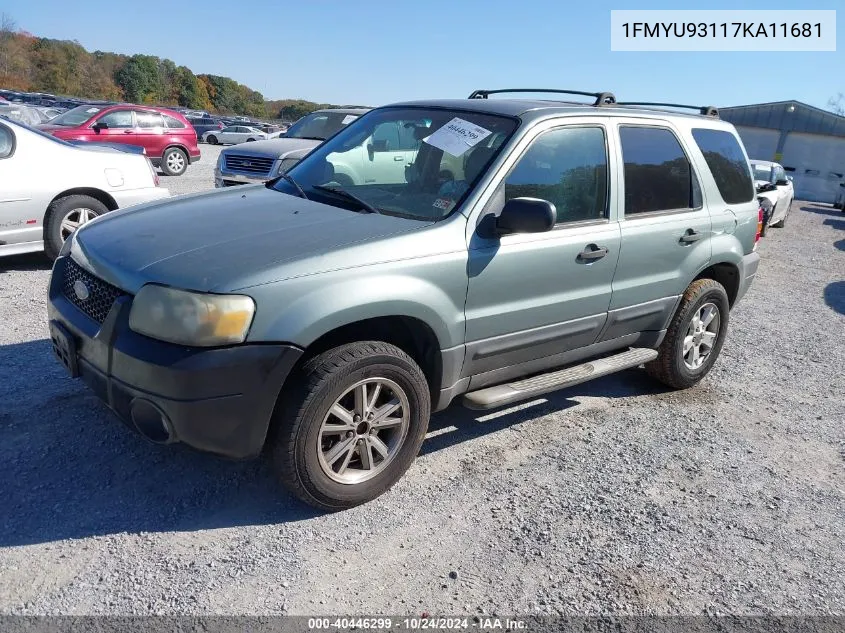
[
  {"x1": 98, "y1": 110, "x2": 134, "y2": 128},
  {"x1": 503, "y1": 126, "x2": 609, "y2": 224}
]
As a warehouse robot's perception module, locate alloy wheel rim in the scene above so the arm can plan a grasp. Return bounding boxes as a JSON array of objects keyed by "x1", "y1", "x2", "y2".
[
  {"x1": 317, "y1": 377, "x2": 410, "y2": 485},
  {"x1": 60, "y1": 207, "x2": 96, "y2": 241},
  {"x1": 167, "y1": 152, "x2": 185, "y2": 172},
  {"x1": 683, "y1": 302, "x2": 720, "y2": 370}
]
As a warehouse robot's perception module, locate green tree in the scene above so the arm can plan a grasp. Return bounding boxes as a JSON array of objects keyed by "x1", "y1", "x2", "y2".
[{"x1": 115, "y1": 54, "x2": 161, "y2": 103}]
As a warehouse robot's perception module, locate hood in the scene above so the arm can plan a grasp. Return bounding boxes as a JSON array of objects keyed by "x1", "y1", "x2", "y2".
[
  {"x1": 220, "y1": 137, "x2": 321, "y2": 159},
  {"x1": 72, "y1": 186, "x2": 426, "y2": 293}
]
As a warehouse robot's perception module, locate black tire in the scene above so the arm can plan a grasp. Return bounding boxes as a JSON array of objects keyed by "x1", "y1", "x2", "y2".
[
  {"x1": 271, "y1": 341, "x2": 431, "y2": 511},
  {"x1": 160, "y1": 147, "x2": 188, "y2": 177},
  {"x1": 246, "y1": 137, "x2": 256, "y2": 142},
  {"x1": 207, "y1": 135, "x2": 218, "y2": 145},
  {"x1": 758, "y1": 198, "x2": 772, "y2": 237},
  {"x1": 645, "y1": 278, "x2": 730, "y2": 390},
  {"x1": 44, "y1": 195, "x2": 108, "y2": 260}
]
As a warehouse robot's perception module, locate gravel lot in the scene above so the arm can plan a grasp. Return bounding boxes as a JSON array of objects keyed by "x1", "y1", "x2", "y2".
[{"x1": 0, "y1": 168, "x2": 843, "y2": 616}]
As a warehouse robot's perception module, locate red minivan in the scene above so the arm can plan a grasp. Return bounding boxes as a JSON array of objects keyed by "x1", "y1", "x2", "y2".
[{"x1": 40, "y1": 104, "x2": 201, "y2": 176}]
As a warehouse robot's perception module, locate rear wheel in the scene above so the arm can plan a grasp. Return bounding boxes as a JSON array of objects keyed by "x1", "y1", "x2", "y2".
[
  {"x1": 246, "y1": 137, "x2": 256, "y2": 142},
  {"x1": 44, "y1": 195, "x2": 108, "y2": 260},
  {"x1": 161, "y1": 147, "x2": 188, "y2": 176},
  {"x1": 271, "y1": 341, "x2": 430, "y2": 510},
  {"x1": 645, "y1": 279, "x2": 730, "y2": 389}
]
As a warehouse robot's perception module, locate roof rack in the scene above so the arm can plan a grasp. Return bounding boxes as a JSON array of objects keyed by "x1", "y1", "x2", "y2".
[
  {"x1": 468, "y1": 88, "x2": 616, "y2": 107},
  {"x1": 616, "y1": 101, "x2": 720, "y2": 118}
]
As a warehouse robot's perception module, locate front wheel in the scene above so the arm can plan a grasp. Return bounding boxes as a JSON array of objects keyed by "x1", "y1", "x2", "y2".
[
  {"x1": 271, "y1": 341, "x2": 431, "y2": 510},
  {"x1": 645, "y1": 278, "x2": 730, "y2": 389},
  {"x1": 206, "y1": 135, "x2": 218, "y2": 145},
  {"x1": 161, "y1": 147, "x2": 188, "y2": 176}
]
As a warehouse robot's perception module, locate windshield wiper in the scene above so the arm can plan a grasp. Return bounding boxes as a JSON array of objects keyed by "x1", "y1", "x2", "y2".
[
  {"x1": 291, "y1": 136, "x2": 325, "y2": 141},
  {"x1": 279, "y1": 173, "x2": 309, "y2": 199},
  {"x1": 312, "y1": 184, "x2": 381, "y2": 215}
]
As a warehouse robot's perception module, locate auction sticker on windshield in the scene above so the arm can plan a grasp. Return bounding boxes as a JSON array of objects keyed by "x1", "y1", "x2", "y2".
[
  {"x1": 424, "y1": 117, "x2": 492, "y2": 157},
  {"x1": 341, "y1": 115, "x2": 357, "y2": 124}
]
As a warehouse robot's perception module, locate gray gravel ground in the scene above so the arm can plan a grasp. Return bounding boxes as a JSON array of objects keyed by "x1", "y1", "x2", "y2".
[{"x1": 0, "y1": 180, "x2": 843, "y2": 616}]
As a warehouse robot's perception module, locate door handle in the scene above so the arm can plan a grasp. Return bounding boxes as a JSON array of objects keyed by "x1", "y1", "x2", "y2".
[
  {"x1": 679, "y1": 229, "x2": 703, "y2": 243},
  {"x1": 123, "y1": 130, "x2": 133, "y2": 134},
  {"x1": 394, "y1": 156, "x2": 404, "y2": 161},
  {"x1": 578, "y1": 244, "x2": 609, "y2": 261}
]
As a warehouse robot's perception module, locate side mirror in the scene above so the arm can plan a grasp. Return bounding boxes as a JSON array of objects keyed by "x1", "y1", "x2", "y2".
[
  {"x1": 92, "y1": 121, "x2": 107, "y2": 133},
  {"x1": 495, "y1": 198, "x2": 556, "y2": 235},
  {"x1": 775, "y1": 178, "x2": 789, "y2": 186}
]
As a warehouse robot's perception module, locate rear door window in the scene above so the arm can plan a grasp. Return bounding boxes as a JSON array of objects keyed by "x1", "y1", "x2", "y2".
[
  {"x1": 619, "y1": 126, "x2": 701, "y2": 215},
  {"x1": 136, "y1": 111, "x2": 165, "y2": 128},
  {"x1": 690, "y1": 128, "x2": 754, "y2": 203}
]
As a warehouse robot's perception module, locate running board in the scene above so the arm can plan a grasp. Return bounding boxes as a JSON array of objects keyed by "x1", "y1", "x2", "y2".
[{"x1": 462, "y1": 347, "x2": 658, "y2": 410}]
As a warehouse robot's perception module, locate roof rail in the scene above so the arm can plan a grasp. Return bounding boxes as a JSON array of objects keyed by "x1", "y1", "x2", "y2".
[
  {"x1": 468, "y1": 88, "x2": 616, "y2": 107},
  {"x1": 616, "y1": 101, "x2": 720, "y2": 118}
]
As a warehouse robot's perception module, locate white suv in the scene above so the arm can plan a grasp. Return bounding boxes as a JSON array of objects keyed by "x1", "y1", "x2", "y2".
[{"x1": 0, "y1": 118, "x2": 168, "y2": 259}]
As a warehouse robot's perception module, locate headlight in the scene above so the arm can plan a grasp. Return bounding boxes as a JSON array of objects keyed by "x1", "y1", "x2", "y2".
[{"x1": 129, "y1": 285, "x2": 255, "y2": 346}]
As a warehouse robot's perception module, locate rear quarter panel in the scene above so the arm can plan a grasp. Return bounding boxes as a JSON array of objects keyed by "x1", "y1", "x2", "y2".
[{"x1": 677, "y1": 118, "x2": 759, "y2": 258}]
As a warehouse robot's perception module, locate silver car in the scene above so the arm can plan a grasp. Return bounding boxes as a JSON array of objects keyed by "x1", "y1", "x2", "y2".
[
  {"x1": 48, "y1": 91, "x2": 761, "y2": 510},
  {"x1": 214, "y1": 108, "x2": 369, "y2": 187}
]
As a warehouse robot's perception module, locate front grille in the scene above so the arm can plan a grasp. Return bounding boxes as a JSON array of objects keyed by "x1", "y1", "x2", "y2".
[
  {"x1": 61, "y1": 258, "x2": 124, "y2": 324},
  {"x1": 223, "y1": 153, "x2": 274, "y2": 177},
  {"x1": 222, "y1": 179, "x2": 248, "y2": 187}
]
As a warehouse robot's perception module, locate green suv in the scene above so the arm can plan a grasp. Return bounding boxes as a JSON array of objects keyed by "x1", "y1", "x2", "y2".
[{"x1": 47, "y1": 89, "x2": 762, "y2": 510}]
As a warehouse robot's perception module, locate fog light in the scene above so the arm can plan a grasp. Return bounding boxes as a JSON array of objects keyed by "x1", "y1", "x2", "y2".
[{"x1": 129, "y1": 399, "x2": 174, "y2": 444}]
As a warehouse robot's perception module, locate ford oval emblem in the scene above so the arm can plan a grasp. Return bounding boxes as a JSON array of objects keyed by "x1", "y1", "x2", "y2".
[{"x1": 73, "y1": 280, "x2": 90, "y2": 302}]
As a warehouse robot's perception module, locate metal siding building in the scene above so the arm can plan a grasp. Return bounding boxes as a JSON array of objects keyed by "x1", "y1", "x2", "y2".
[{"x1": 720, "y1": 101, "x2": 845, "y2": 204}]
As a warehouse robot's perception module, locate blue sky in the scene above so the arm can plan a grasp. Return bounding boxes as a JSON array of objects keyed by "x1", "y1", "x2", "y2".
[{"x1": 3, "y1": 0, "x2": 842, "y2": 109}]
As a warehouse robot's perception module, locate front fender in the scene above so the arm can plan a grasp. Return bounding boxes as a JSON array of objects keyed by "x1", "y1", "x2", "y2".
[{"x1": 246, "y1": 269, "x2": 467, "y2": 350}]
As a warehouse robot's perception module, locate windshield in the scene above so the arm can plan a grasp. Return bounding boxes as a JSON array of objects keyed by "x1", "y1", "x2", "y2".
[
  {"x1": 285, "y1": 110, "x2": 362, "y2": 140},
  {"x1": 751, "y1": 163, "x2": 774, "y2": 183},
  {"x1": 1, "y1": 116, "x2": 76, "y2": 147},
  {"x1": 47, "y1": 105, "x2": 102, "y2": 127},
  {"x1": 271, "y1": 107, "x2": 517, "y2": 221}
]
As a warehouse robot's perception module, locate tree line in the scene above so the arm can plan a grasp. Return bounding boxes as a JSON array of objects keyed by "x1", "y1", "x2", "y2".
[{"x1": 0, "y1": 14, "x2": 348, "y2": 121}]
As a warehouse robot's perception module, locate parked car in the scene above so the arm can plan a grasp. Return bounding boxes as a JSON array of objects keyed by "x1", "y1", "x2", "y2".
[
  {"x1": 751, "y1": 159, "x2": 794, "y2": 233},
  {"x1": 188, "y1": 116, "x2": 224, "y2": 142},
  {"x1": 0, "y1": 102, "x2": 43, "y2": 126},
  {"x1": 0, "y1": 118, "x2": 168, "y2": 259},
  {"x1": 202, "y1": 125, "x2": 268, "y2": 145},
  {"x1": 39, "y1": 105, "x2": 201, "y2": 176},
  {"x1": 214, "y1": 108, "x2": 369, "y2": 187},
  {"x1": 48, "y1": 90, "x2": 762, "y2": 510}
]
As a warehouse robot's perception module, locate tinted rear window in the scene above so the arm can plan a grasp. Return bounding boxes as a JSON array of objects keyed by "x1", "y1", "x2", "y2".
[
  {"x1": 691, "y1": 128, "x2": 754, "y2": 204},
  {"x1": 163, "y1": 114, "x2": 186, "y2": 129},
  {"x1": 619, "y1": 126, "x2": 701, "y2": 214}
]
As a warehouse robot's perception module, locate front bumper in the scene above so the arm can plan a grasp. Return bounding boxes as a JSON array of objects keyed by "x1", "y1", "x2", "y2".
[
  {"x1": 47, "y1": 257, "x2": 302, "y2": 459},
  {"x1": 735, "y1": 251, "x2": 761, "y2": 305}
]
